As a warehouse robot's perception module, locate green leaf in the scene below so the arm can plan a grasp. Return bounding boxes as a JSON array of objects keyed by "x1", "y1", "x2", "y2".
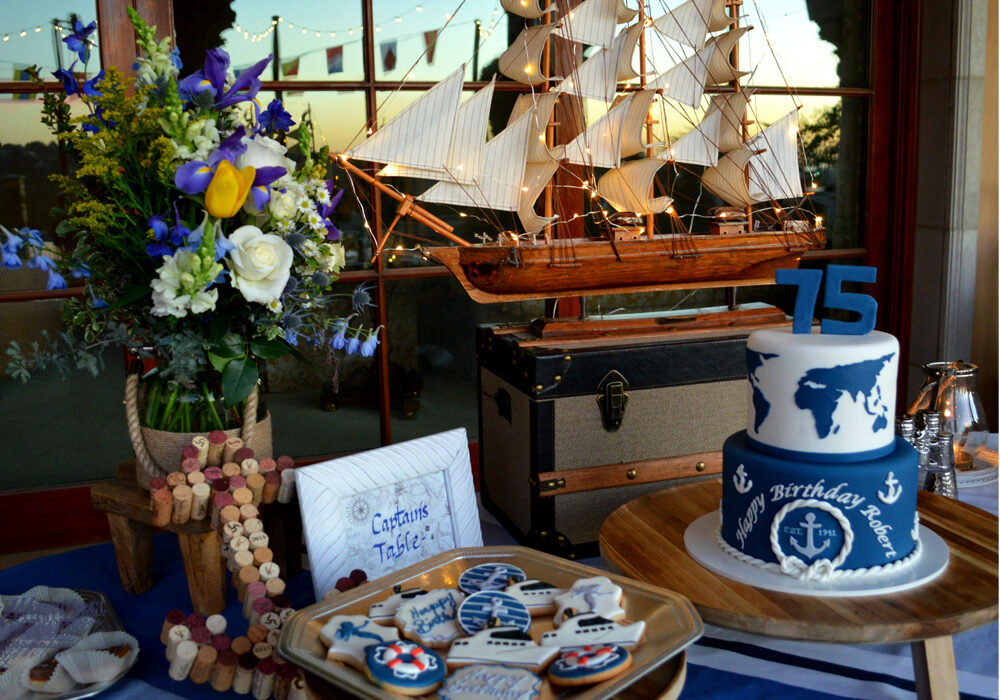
[
  {"x1": 207, "y1": 316, "x2": 230, "y2": 344},
  {"x1": 207, "y1": 351, "x2": 232, "y2": 373},
  {"x1": 212, "y1": 332, "x2": 246, "y2": 359},
  {"x1": 221, "y1": 357, "x2": 258, "y2": 406},
  {"x1": 249, "y1": 338, "x2": 290, "y2": 360},
  {"x1": 106, "y1": 285, "x2": 148, "y2": 312}
]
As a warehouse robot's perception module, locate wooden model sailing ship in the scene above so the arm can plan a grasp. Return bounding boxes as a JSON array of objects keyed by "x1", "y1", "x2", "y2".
[{"x1": 336, "y1": 0, "x2": 826, "y2": 303}]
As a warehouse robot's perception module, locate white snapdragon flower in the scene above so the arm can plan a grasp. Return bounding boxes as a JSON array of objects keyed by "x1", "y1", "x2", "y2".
[
  {"x1": 319, "y1": 243, "x2": 346, "y2": 274},
  {"x1": 150, "y1": 250, "x2": 219, "y2": 318}
]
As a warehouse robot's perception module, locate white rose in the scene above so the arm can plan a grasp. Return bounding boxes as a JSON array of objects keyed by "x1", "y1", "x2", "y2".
[
  {"x1": 235, "y1": 135, "x2": 296, "y2": 175},
  {"x1": 227, "y1": 225, "x2": 294, "y2": 305},
  {"x1": 268, "y1": 190, "x2": 298, "y2": 221}
]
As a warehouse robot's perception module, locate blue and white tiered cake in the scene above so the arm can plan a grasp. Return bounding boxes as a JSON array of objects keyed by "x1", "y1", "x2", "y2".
[{"x1": 719, "y1": 328, "x2": 920, "y2": 581}]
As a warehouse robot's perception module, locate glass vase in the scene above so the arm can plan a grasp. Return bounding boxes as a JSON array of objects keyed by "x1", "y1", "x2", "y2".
[{"x1": 139, "y1": 371, "x2": 265, "y2": 433}]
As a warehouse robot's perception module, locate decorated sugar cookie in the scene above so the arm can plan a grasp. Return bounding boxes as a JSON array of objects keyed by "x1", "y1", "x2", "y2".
[
  {"x1": 395, "y1": 589, "x2": 465, "y2": 648},
  {"x1": 540, "y1": 614, "x2": 645, "y2": 650},
  {"x1": 547, "y1": 644, "x2": 632, "y2": 686},
  {"x1": 440, "y1": 664, "x2": 541, "y2": 700},
  {"x1": 458, "y1": 563, "x2": 526, "y2": 594},
  {"x1": 457, "y1": 591, "x2": 531, "y2": 635},
  {"x1": 447, "y1": 625, "x2": 559, "y2": 671},
  {"x1": 368, "y1": 586, "x2": 428, "y2": 623},
  {"x1": 365, "y1": 641, "x2": 446, "y2": 696},
  {"x1": 318, "y1": 615, "x2": 400, "y2": 670},
  {"x1": 505, "y1": 579, "x2": 563, "y2": 616},
  {"x1": 552, "y1": 576, "x2": 625, "y2": 626}
]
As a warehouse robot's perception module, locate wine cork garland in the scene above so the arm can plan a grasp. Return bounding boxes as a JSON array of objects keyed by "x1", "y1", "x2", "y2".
[
  {"x1": 171, "y1": 484, "x2": 193, "y2": 524},
  {"x1": 191, "y1": 482, "x2": 211, "y2": 520}
]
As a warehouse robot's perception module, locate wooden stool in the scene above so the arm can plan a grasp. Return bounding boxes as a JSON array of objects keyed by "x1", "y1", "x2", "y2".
[{"x1": 90, "y1": 462, "x2": 302, "y2": 616}]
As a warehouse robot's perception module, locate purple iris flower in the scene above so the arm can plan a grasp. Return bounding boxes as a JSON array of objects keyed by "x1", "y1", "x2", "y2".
[
  {"x1": 63, "y1": 19, "x2": 97, "y2": 63},
  {"x1": 174, "y1": 160, "x2": 213, "y2": 195},
  {"x1": 180, "y1": 48, "x2": 272, "y2": 110},
  {"x1": 360, "y1": 329, "x2": 380, "y2": 358},
  {"x1": 259, "y1": 99, "x2": 294, "y2": 133},
  {"x1": 320, "y1": 185, "x2": 345, "y2": 241},
  {"x1": 145, "y1": 215, "x2": 173, "y2": 258},
  {"x1": 53, "y1": 66, "x2": 80, "y2": 96},
  {"x1": 246, "y1": 165, "x2": 288, "y2": 211},
  {"x1": 209, "y1": 126, "x2": 249, "y2": 166}
]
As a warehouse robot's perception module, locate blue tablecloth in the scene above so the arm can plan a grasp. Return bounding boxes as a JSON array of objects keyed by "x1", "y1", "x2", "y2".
[{"x1": 1, "y1": 479, "x2": 996, "y2": 699}]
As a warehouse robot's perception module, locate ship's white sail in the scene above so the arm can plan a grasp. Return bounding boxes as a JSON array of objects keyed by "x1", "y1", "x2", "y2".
[
  {"x1": 702, "y1": 147, "x2": 756, "y2": 208},
  {"x1": 704, "y1": 27, "x2": 750, "y2": 85},
  {"x1": 563, "y1": 94, "x2": 632, "y2": 169},
  {"x1": 597, "y1": 159, "x2": 674, "y2": 215},
  {"x1": 615, "y1": 0, "x2": 639, "y2": 24},
  {"x1": 419, "y1": 108, "x2": 535, "y2": 211},
  {"x1": 509, "y1": 92, "x2": 566, "y2": 162},
  {"x1": 645, "y1": 45, "x2": 716, "y2": 108},
  {"x1": 556, "y1": 23, "x2": 644, "y2": 101},
  {"x1": 347, "y1": 66, "x2": 464, "y2": 170},
  {"x1": 651, "y1": 0, "x2": 731, "y2": 49},
  {"x1": 666, "y1": 106, "x2": 720, "y2": 166},
  {"x1": 716, "y1": 89, "x2": 754, "y2": 152},
  {"x1": 619, "y1": 89, "x2": 657, "y2": 158},
  {"x1": 499, "y1": 24, "x2": 558, "y2": 84},
  {"x1": 379, "y1": 79, "x2": 495, "y2": 184},
  {"x1": 501, "y1": 0, "x2": 555, "y2": 20},
  {"x1": 518, "y1": 160, "x2": 560, "y2": 233},
  {"x1": 615, "y1": 23, "x2": 644, "y2": 82},
  {"x1": 747, "y1": 110, "x2": 803, "y2": 201},
  {"x1": 554, "y1": 0, "x2": 620, "y2": 49}
]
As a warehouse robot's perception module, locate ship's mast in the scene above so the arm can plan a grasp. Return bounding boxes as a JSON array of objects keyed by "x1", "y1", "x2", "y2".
[{"x1": 638, "y1": 6, "x2": 655, "y2": 239}]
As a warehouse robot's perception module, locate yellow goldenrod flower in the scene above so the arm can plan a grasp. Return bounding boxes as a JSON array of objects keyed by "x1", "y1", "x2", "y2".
[{"x1": 205, "y1": 161, "x2": 255, "y2": 218}]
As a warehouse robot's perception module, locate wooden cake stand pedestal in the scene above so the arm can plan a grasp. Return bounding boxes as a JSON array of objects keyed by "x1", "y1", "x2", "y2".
[{"x1": 599, "y1": 480, "x2": 998, "y2": 700}]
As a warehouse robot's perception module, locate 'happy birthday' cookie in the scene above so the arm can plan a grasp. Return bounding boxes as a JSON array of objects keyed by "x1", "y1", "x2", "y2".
[
  {"x1": 319, "y1": 615, "x2": 399, "y2": 669},
  {"x1": 552, "y1": 576, "x2": 625, "y2": 626},
  {"x1": 440, "y1": 664, "x2": 541, "y2": 700},
  {"x1": 458, "y1": 563, "x2": 526, "y2": 594},
  {"x1": 457, "y1": 591, "x2": 532, "y2": 636},
  {"x1": 395, "y1": 589, "x2": 465, "y2": 648},
  {"x1": 365, "y1": 641, "x2": 446, "y2": 696},
  {"x1": 547, "y1": 644, "x2": 632, "y2": 686}
]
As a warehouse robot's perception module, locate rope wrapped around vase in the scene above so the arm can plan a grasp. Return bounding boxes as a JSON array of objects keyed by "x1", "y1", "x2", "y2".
[{"x1": 125, "y1": 372, "x2": 272, "y2": 487}]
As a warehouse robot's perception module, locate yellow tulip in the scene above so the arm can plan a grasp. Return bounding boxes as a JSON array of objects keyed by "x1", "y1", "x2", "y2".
[{"x1": 205, "y1": 161, "x2": 256, "y2": 218}]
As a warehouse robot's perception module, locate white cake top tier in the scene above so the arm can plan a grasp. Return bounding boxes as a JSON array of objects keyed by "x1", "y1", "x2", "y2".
[{"x1": 745, "y1": 328, "x2": 899, "y2": 462}]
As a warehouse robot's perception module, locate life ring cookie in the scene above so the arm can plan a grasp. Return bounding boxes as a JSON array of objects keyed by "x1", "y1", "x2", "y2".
[
  {"x1": 395, "y1": 589, "x2": 465, "y2": 648},
  {"x1": 365, "y1": 641, "x2": 446, "y2": 696},
  {"x1": 458, "y1": 563, "x2": 526, "y2": 594},
  {"x1": 440, "y1": 664, "x2": 541, "y2": 700},
  {"x1": 547, "y1": 644, "x2": 632, "y2": 686},
  {"x1": 318, "y1": 614, "x2": 399, "y2": 669},
  {"x1": 552, "y1": 576, "x2": 625, "y2": 626},
  {"x1": 457, "y1": 591, "x2": 532, "y2": 635}
]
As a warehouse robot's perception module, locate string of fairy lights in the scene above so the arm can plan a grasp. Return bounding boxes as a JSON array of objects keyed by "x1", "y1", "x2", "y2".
[{"x1": 1, "y1": 20, "x2": 97, "y2": 47}]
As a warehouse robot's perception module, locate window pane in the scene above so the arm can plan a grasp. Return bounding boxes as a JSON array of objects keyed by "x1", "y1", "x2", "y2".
[
  {"x1": 386, "y1": 276, "x2": 544, "y2": 442},
  {"x1": 0, "y1": 3, "x2": 102, "y2": 75},
  {"x1": 212, "y1": 1, "x2": 365, "y2": 82}
]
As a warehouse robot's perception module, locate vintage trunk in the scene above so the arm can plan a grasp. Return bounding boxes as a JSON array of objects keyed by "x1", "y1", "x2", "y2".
[{"x1": 477, "y1": 307, "x2": 791, "y2": 559}]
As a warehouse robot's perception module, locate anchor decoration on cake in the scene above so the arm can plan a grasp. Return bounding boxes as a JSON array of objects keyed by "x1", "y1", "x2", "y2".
[
  {"x1": 789, "y1": 512, "x2": 831, "y2": 559},
  {"x1": 878, "y1": 472, "x2": 902, "y2": 505},
  {"x1": 770, "y1": 499, "x2": 854, "y2": 580},
  {"x1": 733, "y1": 465, "x2": 753, "y2": 495},
  {"x1": 911, "y1": 512, "x2": 921, "y2": 541}
]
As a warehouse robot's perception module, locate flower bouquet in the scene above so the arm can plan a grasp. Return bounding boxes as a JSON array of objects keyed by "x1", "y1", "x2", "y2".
[{"x1": 3, "y1": 13, "x2": 375, "y2": 473}]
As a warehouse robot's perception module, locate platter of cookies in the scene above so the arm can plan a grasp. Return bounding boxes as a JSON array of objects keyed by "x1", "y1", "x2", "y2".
[{"x1": 279, "y1": 546, "x2": 702, "y2": 699}]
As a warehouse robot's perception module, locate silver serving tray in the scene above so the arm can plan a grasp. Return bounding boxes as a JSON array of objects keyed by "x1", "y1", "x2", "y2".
[{"x1": 279, "y1": 546, "x2": 702, "y2": 699}]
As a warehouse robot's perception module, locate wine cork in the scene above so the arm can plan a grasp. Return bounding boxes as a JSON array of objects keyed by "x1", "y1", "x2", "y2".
[
  {"x1": 166, "y1": 624, "x2": 190, "y2": 662},
  {"x1": 274, "y1": 663, "x2": 299, "y2": 700},
  {"x1": 233, "y1": 653, "x2": 257, "y2": 695},
  {"x1": 234, "y1": 447, "x2": 255, "y2": 464},
  {"x1": 229, "y1": 536, "x2": 250, "y2": 572},
  {"x1": 232, "y1": 487, "x2": 253, "y2": 508},
  {"x1": 192, "y1": 435, "x2": 210, "y2": 465},
  {"x1": 186, "y1": 613, "x2": 205, "y2": 628},
  {"x1": 151, "y1": 489, "x2": 173, "y2": 527},
  {"x1": 279, "y1": 607, "x2": 295, "y2": 624},
  {"x1": 239, "y1": 504, "x2": 259, "y2": 522},
  {"x1": 181, "y1": 443, "x2": 201, "y2": 467},
  {"x1": 252, "y1": 657, "x2": 277, "y2": 699},
  {"x1": 246, "y1": 624, "x2": 268, "y2": 645},
  {"x1": 276, "y1": 456, "x2": 294, "y2": 471},
  {"x1": 223, "y1": 437, "x2": 244, "y2": 465},
  {"x1": 251, "y1": 642, "x2": 272, "y2": 661},
  {"x1": 249, "y1": 533, "x2": 269, "y2": 554},
  {"x1": 181, "y1": 456, "x2": 202, "y2": 474},
  {"x1": 222, "y1": 462, "x2": 241, "y2": 479},
  {"x1": 238, "y1": 565, "x2": 260, "y2": 602},
  {"x1": 243, "y1": 518, "x2": 263, "y2": 536},
  {"x1": 241, "y1": 458, "x2": 260, "y2": 477},
  {"x1": 262, "y1": 471, "x2": 280, "y2": 504},
  {"x1": 191, "y1": 482, "x2": 211, "y2": 520},
  {"x1": 223, "y1": 520, "x2": 244, "y2": 544},
  {"x1": 160, "y1": 609, "x2": 186, "y2": 645},
  {"x1": 190, "y1": 625, "x2": 212, "y2": 647},
  {"x1": 265, "y1": 578, "x2": 286, "y2": 598},
  {"x1": 230, "y1": 475, "x2": 247, "y2": 491},
  {"x1": 260, "y1": 611, "x2": 282, "y2": 632},
  {"x1": 187, "y1": 470, "x2": 206, "y2": 486},
  {"x1": 211, "y1": 492, "x2": 234, "y2": 529},
  {"x1": 259, "y1": 457, "x2": 277, "y2": 473},
  {"x1": 207, "y1": 430, "x2": 227, "y2": 466},
  {"x1": 253, "y1": 547, "x2": 273, "y2": 567},
  {"x1": 250, "y1": 597, "x2": 274, "y2": 626},
  {"x1": 258, "y1": 561, "x2": 280, "y2": 583},
  {"x1": 211, "y1": 649, "x2": 238, "y2": 692},
  {"x1": 277, "y1": 469, "x2": 296, "y2": 503},
  {"x1": 231, "y1": 550, "x2": 255, "y2": 583},
  {"x1": 288, "y1": 675, "x2": 307, "y2": 700},
  {"x1": 266, "y1": 628, "x2": 281, "y2": 647},
  {"x1": 169, "y1": 639, "x2": 198, "y2": 681},
  {"x1": 171, "y1": 484, "x2": 193, "y2": 524},
  {"x1": 243, "y1": 581, "x2": 267, "y2": 619},
  {"x1": 150, "y1": 476, "x2": 168, "y2": 493},
  {"x1": 231, "y1": 636, "x2": 252, "y2": 656},
  {"x1": 166, "y1": 471, "x2": 187, "y2": 489},
  {"x1": 271, "y1": 595, "x2": 291, "y2": 614},
  {"x1": 190, "y1": 644, "x2": 217, "y2": 684},
  {"x1": 204, "y1": 466, "x2": 223, "y2": 482},
  {"x1": 220, "y1": 504, "x2": 241, "y2": 529},
  {"x1": 211, "y1": 633, "x2": 231, "y2": 652},
  {"x1": 205, "y1": 613, "x2": 227, "y2": 636},
  {"x1": 246, "y1": 473, "x2": 265, "y2": 505}
]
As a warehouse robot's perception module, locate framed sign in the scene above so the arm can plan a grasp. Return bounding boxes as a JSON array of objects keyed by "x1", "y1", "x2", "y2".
[{"x1": 295, "y1": 428, "x2": 483, "y2": 599}]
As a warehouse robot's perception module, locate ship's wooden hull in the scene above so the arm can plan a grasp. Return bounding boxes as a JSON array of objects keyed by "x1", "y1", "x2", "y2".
[{"x1": 423, "y1": 229, "x2": 825, "y2": 303}]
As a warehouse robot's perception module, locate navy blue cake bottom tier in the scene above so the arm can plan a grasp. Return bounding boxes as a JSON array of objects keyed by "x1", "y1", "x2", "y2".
[{"x1": 720, "y1": 432, "x2": 919, "y2": 574}]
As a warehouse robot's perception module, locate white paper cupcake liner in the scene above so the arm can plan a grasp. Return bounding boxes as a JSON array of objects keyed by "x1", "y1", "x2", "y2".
[
  {"x1": 57, "y1": 631, "x2": 138, "y2": 685},
  {"x1": 0, "y1": 667, "x2": 28, "y2": 700},
  {"x1": 61, "y1": 616, "x2": 95, "y2": 639},
  {"x1": 17, "y1": 651, "x2": 75, "y2": 695},
  {"x1": 22, "y1": 588, "x2": 86, "y2": 620}
]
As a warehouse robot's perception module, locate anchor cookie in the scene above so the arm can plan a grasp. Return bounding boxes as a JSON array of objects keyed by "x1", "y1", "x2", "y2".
[
  {"x1": 457, "y1": 591, "x2": 532, "y2": 635},
  {"x1": 365, "y1": 641, "x2": 446, "y2": 696},
  {"x1": 318, "y1": 615, "x2": 400, "y2": 669},
  {"x1": 440, "y1": 664, "x2": 542, "y2": 700},
  {"x1": 547, "y1": 644, "x2": 632, "y2": 686},
  {"x1": 395, "y1": 589, "x2": 465, "y2": 648},
  {"x1": 504, "y1": 579, "x2": 563, "y2": 616},
  {"x1": 552, "y1": 576, "x2": 625, "y2": 626},
  {"x1": 458, "y1": 563, "x2": 526, "y2": 594}
]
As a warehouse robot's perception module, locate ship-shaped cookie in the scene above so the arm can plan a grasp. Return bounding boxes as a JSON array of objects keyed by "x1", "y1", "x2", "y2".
[
  {"x1": 540, "y1": 613, "x2": 646, "y2": 650},
  {"x1": 447, "y1": 625, "x2": 560, "y2": 671}
]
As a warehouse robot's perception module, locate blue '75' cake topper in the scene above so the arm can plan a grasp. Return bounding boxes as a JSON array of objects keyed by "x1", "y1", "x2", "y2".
[{"x1": 775, "y1": 265, "x2": 877, "y2": 335}]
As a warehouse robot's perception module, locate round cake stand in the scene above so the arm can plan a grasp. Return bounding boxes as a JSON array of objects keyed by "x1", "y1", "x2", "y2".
[{"x1": 599, "y1": 479, "x2": 998, "y2": 700}]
